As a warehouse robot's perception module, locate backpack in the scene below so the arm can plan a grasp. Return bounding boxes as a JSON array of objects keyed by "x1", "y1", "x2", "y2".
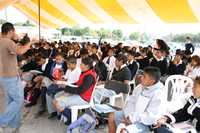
[{"x1": 67, "y1": 110, "x2": 96, "y2": 133}]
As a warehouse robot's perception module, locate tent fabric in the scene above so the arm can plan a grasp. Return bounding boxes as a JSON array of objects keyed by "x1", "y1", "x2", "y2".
[{"x1": 1, "y1": 0, "x2": 200, "y2": 28}]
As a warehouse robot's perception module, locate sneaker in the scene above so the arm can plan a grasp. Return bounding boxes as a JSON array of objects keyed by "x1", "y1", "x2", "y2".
[
  {"x1": 25, "y1": 102, "x2": 37, "y2": 108},
  {"x1": 48, "y1": 112, "x2": 57, "y2": 119}
]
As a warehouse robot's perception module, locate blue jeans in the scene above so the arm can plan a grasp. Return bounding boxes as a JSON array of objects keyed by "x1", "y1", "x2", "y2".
[
  {"x1": 46, "y1": 84, "x2": 65, "y2": 114},
  {"x1": 0, "y1": 76, "x2": 24, "y2": 128}
]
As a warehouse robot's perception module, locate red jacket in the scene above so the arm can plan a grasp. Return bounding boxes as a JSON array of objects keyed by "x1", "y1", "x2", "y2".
[{"x1": 75, "y1": 69, "x2": 97, "y2": 102}]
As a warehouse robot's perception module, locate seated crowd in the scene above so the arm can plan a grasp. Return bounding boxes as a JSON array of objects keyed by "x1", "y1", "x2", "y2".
[{"x1": 16, "y1": 36, "x2": 200, "y2": 133}]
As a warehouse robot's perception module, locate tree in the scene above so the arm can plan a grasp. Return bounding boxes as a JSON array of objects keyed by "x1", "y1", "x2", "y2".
[
  {"x1": 0, "y1": 19, "x2": 6, "y2": 24},
  {"x1": 129, "y1": 32, "x2": 140, "y2": 40},
  {"x1": 140, "y1": 33, "x2": 149, "y2": 43},
  {"x1": 97, "y1": 28, "x2": 111, "y2": 38},
  {"x1": 82, "y1": 27, "x2": 90, "y2": 36},
  {"x1": 112, "y1": 29, "x2": 123, "y2": 40},
  {"x1": 171, "y1": 33, "x2": 192, "y2": 42},
  {"x1": 22, "y1": 20, "x2": 35, "y2": 26}
]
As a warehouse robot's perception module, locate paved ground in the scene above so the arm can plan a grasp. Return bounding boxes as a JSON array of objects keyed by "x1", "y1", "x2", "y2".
[{"x1": 0, "y1": 88, "x2": 108, "y2": 133}]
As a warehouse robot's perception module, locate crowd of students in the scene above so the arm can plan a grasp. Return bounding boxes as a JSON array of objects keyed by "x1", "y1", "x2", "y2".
[{"x1": 1, "y1": 22, "x2": 200, "y2": 133}]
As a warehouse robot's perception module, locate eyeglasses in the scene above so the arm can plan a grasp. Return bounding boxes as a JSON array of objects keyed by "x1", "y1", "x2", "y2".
[{"x1": 153, "y1": 47, "x2": 161, "y2": 51}]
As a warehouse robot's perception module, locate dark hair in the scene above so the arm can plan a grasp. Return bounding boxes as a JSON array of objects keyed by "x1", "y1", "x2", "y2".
[
  {"x1": 175, "y1": 50, "x2": 184, "y2": 58},
  {"x1": 126, "y1": 51, "x2": 137, "y2": 57},
  {"x1": 55, "y1": 53, "x2": 63, "y2": 58},
  {"x1": 67, "y1": 57, "x2": 77, "y2": 64},
  {"x1": 195, "y1": 77, "x2": 200, "y2": 85},
  {"x1": 108, "y1": 48, "x2": 114, "y2": 52},
  {"x1": 156, "y1": 39, "x2": 170, "y2": 52},
  {"x1": 80, "y1": 48, "x2": 89, "y2": 56},
  {"x1": 191, "y1": 55, "x2": 200, "y2": 67},
  {"x1": 82, "y1": 57, "x2": 94, "y2": 69},
  {"x1": 143, "y1": 66, "x2": 161, "y2": 83},
  {"x1": 35, "y1": 56, "x2": 43, "y2": 63},
  {"x1": 1, "y1": 22, "x2": 15, "y2": 35},
  {"x1": 90, "y1": 54, "x2": 99, "y2": 62},
  {"x1": 116, "y1": 54, "x2": 127, "y2": 64},
  {"x1": 140, "y1": 48, "x2": 147, "y2": 55},
  {"x1": 186, "y1": 36, "x2": 191, "y2": 40},
  {"x1": 92, "y1": 45, "x2": 98, "y2": 50}
]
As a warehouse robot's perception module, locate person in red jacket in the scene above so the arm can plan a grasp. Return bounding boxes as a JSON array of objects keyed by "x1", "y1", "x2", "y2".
[{"x1": 53, "y1": 57, "x2": 97, "y2": 112}]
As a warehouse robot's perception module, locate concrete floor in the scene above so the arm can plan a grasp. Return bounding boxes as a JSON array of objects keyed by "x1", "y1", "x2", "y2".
[{"x1": 0, "y1": 88, "x2": 108, "y2": 133}]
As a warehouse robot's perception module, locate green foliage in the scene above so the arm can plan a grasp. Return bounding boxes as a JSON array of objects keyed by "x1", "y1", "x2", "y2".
[
  {"x1": 61, "y1": 26, "x2": 91, "y2": 36},
  {"x1": 97, "y1": 28, "x2": 111, "y2": 39},
  {"x1": 61, "y1": 27, "x2": 124, "y2": 40},
  {"x1": 14, "y1": 20, "x2": 35, "y2": 27},
  {"x1": 60, "y1": 26, "x2": 200, "y2": 43},
  {"x1": 112, "y1": 29, "x2": 123, "y2": 40},
  {"x1": 129, "y1": 32, "x2": 140, "y2": 40},
  {"x1": 170, "y1": 33, "x2": 200, "y2": 43},
  {"x1": 0, "y1": 19, "x2": 6, "y2": 24}
]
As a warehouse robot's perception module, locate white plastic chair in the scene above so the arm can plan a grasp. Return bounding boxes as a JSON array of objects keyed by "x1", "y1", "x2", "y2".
[
  {"x1": 128, "y1": 62, "x2": 140, "y2": 88},
  {"x1": 70, "y1": 81, "x2": 98, "y2": 122},
  {"x1": 109, "y1": 63, "x2": 140, "y2": 106},
  {"x1": 164, "y1": 75, "x2": 193, "y2": 113},
  {"x1": 109, "y1": 92, "x2": 124, "y2": 106},
  {"x1": 60, "y1": 78, "x2": 98, "y2": 123},
  {"x1": 109, "y1": 82, "x2": 133, "y2": 106}
]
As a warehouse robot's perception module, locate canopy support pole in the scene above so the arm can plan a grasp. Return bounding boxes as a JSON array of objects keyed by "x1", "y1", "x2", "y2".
[
  {"x1": 38, "y1": 0, "x2": 41, "y2": 41},
  {"x1": 5, "y1": 7, "x2": 8, "y2": 21}
]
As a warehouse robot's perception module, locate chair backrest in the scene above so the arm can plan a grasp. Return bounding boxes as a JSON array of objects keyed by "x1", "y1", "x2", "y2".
[
  {"x1": 136, "y1": 62, "x2": 140, "y2": 74},
  {"x1": 132, "y1": 62, "x2": 140, "y2": 80},
  {"x1": 89, "y1": 77, "x2": 99, "y2": 107},
  {"x1": 165, "y1": 75, "x2": 193, "y2": 102},
  {"x1": 106, "y1": 68, "x2": 114, "y2": 81}
]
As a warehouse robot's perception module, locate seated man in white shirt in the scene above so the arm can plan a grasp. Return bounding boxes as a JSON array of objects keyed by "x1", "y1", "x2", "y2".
[
  {"x1": 103, "y1": 48, "x2": 116, "y2": 78},
  {"x1": 108, "y1": 66, "x2": 164, "y2": 133}
]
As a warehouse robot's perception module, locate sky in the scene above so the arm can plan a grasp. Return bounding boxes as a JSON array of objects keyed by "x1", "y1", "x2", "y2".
[
  {"x1": 0, "y1": 6, "x2": 28, "y2": 23},
  {"x1": 1, "y1": 6, "x2": 200, "y2": 37}
]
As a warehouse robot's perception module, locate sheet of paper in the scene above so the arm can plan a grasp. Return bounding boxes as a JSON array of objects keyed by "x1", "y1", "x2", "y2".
[
  {"x1": 56, "y1": 81, "x2": 77, "y2": 87},
  {"x1": 29, "y1": 70, "x2": 43, "y2": 74},
  {"x1": 172, "y1": 122, "x2": 196, "y2": 132}
]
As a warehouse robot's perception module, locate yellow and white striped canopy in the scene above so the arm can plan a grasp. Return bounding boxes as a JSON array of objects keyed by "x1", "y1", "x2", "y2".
[{"x1": 1, "y1": 0, "x2": 200, "y2": 28}]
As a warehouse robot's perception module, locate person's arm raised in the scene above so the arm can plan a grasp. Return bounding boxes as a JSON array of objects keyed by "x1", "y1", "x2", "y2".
[
  {"x1": 16, "y1": 38, "x2": 39, "y2": 55},
  {"x1": 16, "y1": 43, "x2": 31, "y2": 55}
]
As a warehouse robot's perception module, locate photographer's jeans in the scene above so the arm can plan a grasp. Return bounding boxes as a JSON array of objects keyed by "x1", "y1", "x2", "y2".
[{"x1": 0, "y1": 76, "x2": 24, "y2": 128}]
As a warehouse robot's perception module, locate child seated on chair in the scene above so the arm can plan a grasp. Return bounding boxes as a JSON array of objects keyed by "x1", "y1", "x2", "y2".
[
  {"x1": 52, "y1": 57, "x2": 97, "y2": 113},
  {"x1": 108, "y1": 66, "x2": 164, "y2": 133},
  {"x1": 45, "y1": 57, "x2": 81, "y2": 118},
  {"x1": 154, "y1": 77, "x2": 200, "y2": 132}
]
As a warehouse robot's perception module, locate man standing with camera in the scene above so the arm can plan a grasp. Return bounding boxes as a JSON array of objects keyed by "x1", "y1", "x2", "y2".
[{"x1": 0, "y1": 22, "x2": 31, "y2": 132}]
